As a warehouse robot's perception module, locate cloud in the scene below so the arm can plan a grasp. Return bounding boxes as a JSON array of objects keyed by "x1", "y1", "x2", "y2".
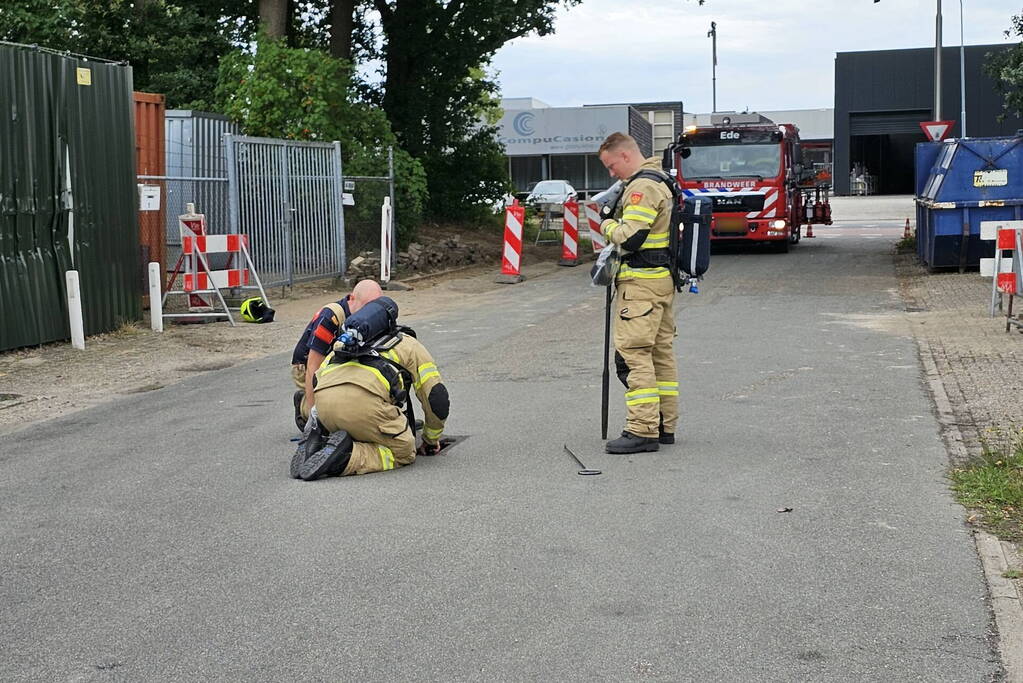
[{"x1": 493, "y1": 0, "x2": 1021, "y2": 112}]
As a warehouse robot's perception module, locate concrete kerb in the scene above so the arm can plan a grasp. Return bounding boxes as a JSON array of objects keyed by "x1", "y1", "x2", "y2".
[{"x1": 917, "y1": 335, "x2": 1023, "y2": 681}]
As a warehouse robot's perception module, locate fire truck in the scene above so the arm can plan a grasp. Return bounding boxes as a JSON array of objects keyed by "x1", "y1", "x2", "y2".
[{"x1": 674, "y1": 112, "x2": 832, "y2": 252}]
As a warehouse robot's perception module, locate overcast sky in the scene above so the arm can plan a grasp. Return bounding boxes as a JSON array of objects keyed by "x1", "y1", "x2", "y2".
[{"x1": 490, "y1": 0, "x2": 1021, "y2": 113}]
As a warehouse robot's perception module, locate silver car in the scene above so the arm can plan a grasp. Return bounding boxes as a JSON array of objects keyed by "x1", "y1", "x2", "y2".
[{"x1": 525, "y1": 180, "x2": 577, "y2": 208}]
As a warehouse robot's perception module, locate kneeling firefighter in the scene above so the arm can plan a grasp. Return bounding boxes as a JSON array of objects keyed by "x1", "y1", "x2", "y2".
[
  {"x1": 596, "y1": 132, "x2": 682, "y2": 455},
  {"x1": 292, "y1": 296, "x2": 450, "y2": 481}
]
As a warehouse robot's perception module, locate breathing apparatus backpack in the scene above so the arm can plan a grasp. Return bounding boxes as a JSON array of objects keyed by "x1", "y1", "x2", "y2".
[
  {"x1": 625, "y1": 168, "x2": 711, "y2": 292},
  {"x1": 326, "y1": 296, "x2": 419, "y2": 430}
]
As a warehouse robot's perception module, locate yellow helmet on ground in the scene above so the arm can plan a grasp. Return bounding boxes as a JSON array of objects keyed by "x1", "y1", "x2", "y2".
[{"x1": 240, "y1": 297, "x2": 275, "y2": 323}]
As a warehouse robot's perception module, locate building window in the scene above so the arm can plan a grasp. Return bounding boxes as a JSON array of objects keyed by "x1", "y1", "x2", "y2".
[
  {"x1": 550, "y1": 155, "x2": 586, "y2": 193},
  {"x1": 647, "y1": 110, "x2": 674, "y2": 155},
  {"x1": 586, "y1": 155, "x2": 613, "y2": 196},
  {"x1": 509, "y1": 156, "x2": 544, "y2": 192}
]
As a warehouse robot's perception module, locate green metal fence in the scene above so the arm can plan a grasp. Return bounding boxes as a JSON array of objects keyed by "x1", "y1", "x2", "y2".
[{"x1": 0, "y1": 43, "x2": 140, "y2": 351}]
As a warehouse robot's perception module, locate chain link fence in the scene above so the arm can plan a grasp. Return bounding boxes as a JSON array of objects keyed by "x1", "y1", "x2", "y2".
[{"x1": 137, "y1": 137, "x2": 395, "y2": 287}]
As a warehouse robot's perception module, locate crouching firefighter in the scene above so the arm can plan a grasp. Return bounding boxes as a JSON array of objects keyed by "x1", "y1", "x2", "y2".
[
  {"x1": 596, "y1": 131, "x2": 683, "y2": 455},
  {"x1": 291, "y1": 296, "x2": 450, "y2": 481}
]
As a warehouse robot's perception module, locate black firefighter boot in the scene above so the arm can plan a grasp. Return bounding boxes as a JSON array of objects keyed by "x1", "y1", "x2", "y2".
[
  {"x1": 606, "y1": 431, "x2": 660, "y2": 454},
  {"x1": 659, "y1": 415, "x2": 675, "y2": 445},
  {"x1": 299, "y1": 431, "x2": 354, "y2": 481},
  {"x1": 291, "y1": 413, "x2": 328, "y2": 479}
]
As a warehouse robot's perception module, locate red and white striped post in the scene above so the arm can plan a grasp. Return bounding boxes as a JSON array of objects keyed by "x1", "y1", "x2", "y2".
[
  {"x1": 584, "y1": 201, "x2": 606, "y2": 252},
  {"x1": 981, "y1": 220, "x2": 1023, "y2": 322},
  {"x1": 496, "y1": 200, "x2": 525, "y2": 284},
  {"x1": 559, "y1": 200, "x2": 580, "y2": 266}
]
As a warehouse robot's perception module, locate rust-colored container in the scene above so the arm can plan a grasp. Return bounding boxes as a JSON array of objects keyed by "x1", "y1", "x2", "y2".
[{"x1": 134, "y1": 92, "x2": 166, "y2": 292}]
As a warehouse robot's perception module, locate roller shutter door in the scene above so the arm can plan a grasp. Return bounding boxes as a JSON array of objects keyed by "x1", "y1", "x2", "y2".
[{"x1": 849, "y1": 110, "x2": 930, "y2": 135}]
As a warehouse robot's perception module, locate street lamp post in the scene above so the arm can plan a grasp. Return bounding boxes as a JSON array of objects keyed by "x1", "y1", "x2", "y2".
[
  {"x1": 708, "y1": 21, "x2": 717, "y2": 113},
  {"x1": 959, "y1": 0, "x2": 967, "y2": 136},
  {"x1": 935, "y1": 0, "x2": 942, "y2": 121},
  {"x1": 875, "y1": 0, "x2": 949, "y2": 123}
]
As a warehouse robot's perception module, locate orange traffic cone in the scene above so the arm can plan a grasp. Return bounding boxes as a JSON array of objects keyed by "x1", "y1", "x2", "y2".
[
  {"x1": 904, "y1": 218, "x2": 911, "y2": 239},
  {"x1": 805, "y1": 219, "x2": 815, "y2": 239}
]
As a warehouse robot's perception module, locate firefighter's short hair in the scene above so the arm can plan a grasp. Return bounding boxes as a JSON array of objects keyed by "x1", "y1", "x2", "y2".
[{"x1": 599, "y1": 132, "x2": 639, "y2": 155}]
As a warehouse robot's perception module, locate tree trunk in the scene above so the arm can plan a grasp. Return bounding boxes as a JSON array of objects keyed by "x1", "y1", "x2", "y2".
[
  {"x1": 258, "y1": 0, "x2": 288, "y2": 39},
  {"x1": 329, "y1": 0, "x2": 357, "y2": 61}
]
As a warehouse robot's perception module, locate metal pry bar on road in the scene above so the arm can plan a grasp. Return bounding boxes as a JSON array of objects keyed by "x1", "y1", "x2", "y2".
[{"x1": 563, "y1": 444, "x2": 602, "y2": 476}]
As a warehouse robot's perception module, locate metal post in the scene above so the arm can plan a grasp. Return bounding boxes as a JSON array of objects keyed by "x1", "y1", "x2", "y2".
[
  {"x1": 708, "y1": 22, "x2": 717, "y2": 113},
  {"x1": 959, "y1": 0, "x2": 966, "y2": 137},
  {"x1": 388, "y1": 146, "x2": 396, "y2": 271},
  {"x1": 332, "y1": 141, "x2": 348, "y2": 277},
  {"x1": 66, "y1": 270, "x2": 85, "y2": 350},
  {"x1": 148, "y1": 262, "x2": 163, "y2": 332},
  {"x1": 224, "y1": 133, "x2": 241, "y2": 235},
  {"x1": 280, "y1": 143, "x2": 294, "y2": 286},
  {"x1": 935, "y1": 0, "x2": 943, "y2": 121}
]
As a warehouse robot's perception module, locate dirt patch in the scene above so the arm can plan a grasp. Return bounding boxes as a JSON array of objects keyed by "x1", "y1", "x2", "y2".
[{"x1": 0, "y1": 225, "x2": 572, "y2": 437}]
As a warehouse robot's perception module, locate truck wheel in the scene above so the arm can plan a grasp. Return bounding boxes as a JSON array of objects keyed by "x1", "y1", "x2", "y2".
[{"x1": 790, "y1": 227, "x2": 801, "y2": 245}]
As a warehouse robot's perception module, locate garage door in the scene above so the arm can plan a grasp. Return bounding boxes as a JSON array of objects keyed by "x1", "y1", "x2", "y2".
[{"x1": 849, "y1": 110, "x2": 931, "y2": 136}]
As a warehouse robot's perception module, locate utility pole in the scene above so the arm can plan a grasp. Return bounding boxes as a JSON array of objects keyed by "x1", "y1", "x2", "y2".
[
  {"x1": 875, "y1": 0, "x2": 951, "y2": 127},
  {"x1": 959, "y1": 0, "x2": 966, "y2": 136},
  {"x1": 708, "y1": 21, "x2": 717, "y2": 113},
  {"x1": 935, "y1": 0, "x2": 943, "y2": 120}
]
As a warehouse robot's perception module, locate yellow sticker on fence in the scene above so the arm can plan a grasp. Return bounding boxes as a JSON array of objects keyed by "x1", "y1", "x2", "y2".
[{"x1": 76, "y1": 68, "x2": 92, "y2": 86}]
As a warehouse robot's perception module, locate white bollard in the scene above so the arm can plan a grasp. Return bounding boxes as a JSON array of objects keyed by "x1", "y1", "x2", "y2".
[
  {"x1": 65, "y1": 270, "x2": 85, "y2": 350},
  {"x1": 380, "y1": 196, "x2": 392, "y2": 283},
  {"x1": 148, "y1": 262, "x2": 164, "y2": 333}
]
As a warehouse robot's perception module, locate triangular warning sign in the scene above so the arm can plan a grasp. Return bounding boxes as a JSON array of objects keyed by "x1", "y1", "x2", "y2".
[{"x1": 920, "y1": 120, "x2": 954, "y2": 142}]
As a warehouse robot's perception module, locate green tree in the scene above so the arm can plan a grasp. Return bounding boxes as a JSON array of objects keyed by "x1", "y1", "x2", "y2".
[
  {"x1": 986, "y1": 13, "x2": 1023, "y2": 120},
  {"x1": 0, "y1": 0, "x2": 253, "y2": 108},
  {"x1": 371, "y1": 0, "x2": 580, "y2": 219},
  {"x1": 215, "y1": 35, "x2": 427, "y2": 242}
]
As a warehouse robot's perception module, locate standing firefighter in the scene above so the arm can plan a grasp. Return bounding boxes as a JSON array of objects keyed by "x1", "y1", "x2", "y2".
[{"x1": 598, "y1": 132, "x2": 679, "y2": 454}]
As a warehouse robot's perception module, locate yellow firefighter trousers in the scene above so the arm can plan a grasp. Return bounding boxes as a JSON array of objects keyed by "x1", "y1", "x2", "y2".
[
  {"x1": 291, "y1": 363, "x2": 309, "y2": 419},
  {"x1": 313, "y1": 383, "x2": 415, "y2": 476},
  {"x1": 613, "y1": 277, "x2": 678, "y2": 438}
]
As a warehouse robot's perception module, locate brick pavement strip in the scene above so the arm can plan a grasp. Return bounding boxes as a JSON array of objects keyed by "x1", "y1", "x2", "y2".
[
  {"x1": 896, "y1": 249, "x2": 1023, "y2": 681},
  {"x1": 896, "y1": 252, "x2": 1023, "y2": 456}
]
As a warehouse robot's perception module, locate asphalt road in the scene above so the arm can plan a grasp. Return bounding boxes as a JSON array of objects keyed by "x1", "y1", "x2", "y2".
[{"x1": 0, "y1": 225, "x2": 1001, "y2": 681}]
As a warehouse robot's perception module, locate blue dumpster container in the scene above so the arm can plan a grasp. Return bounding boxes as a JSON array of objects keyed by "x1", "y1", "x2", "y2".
[{"x1": 915, "y1": 134, "x2": 1023, "y2": 269}]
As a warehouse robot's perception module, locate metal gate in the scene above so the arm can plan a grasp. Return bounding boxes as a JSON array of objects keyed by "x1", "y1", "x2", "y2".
[{"x1": 225, "y1": 134, "x2": 346, "y2": 286}]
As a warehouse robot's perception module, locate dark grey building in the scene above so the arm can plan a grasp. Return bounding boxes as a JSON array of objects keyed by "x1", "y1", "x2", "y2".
[{"x1": 835, "y1": 44, "x2": 1023, "y2": 195}]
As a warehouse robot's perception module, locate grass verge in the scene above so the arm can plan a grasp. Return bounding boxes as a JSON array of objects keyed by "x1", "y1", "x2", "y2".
[
  {"x1": 950, "y1": 426, "x2": 1023, "y2": 541},
  {"x1": 895, "y1": 235, "x2": 916, "y2": 253}
]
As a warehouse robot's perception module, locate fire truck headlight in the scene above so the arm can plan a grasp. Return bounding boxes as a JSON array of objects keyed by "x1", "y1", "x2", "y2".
[{"x1": 771, "y1": 219, "x2": 786, "y2": 229}]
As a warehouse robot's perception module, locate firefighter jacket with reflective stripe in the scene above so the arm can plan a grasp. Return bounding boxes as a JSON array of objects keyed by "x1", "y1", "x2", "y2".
[
  {"x1": 315, "y1": 334, "x2": 446, "y2": 444},
  {"x1": 602, "y1": 157, "x2": 673, "y2": 282}
]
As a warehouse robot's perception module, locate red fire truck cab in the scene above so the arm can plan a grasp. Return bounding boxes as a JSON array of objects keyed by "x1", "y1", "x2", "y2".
[{"x1": 675, "y1": 113, "x2": 831, "y2": 253}]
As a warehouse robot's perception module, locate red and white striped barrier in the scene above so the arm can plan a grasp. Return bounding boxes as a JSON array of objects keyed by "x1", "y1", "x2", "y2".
[
  {"x1": 175, "y1": 204, "x2": 210, "y2": 308},
  {"x1": 559, "y1": 200, "x2": 579, "y2": 266},
  {"x1": 162, "y1": 203, "x2": 270, "y2": 326},
  {"x1": 981, "y1": 220, "x2": 1023, "y2": 330},
  {"x1": 584, "y1": 201, "x2": 606, "y2": 252},
  {"x1": 182, "y1": 234, "x2": 252, "y2": 292},
  {"x1": 497, "y1": 202, "x2": 525, "y2": 284}
]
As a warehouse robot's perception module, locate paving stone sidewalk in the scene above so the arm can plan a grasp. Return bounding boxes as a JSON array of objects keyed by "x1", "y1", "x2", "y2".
[{"x1": 896, "y1": 250, "x2": 1023, "y2": 460}]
